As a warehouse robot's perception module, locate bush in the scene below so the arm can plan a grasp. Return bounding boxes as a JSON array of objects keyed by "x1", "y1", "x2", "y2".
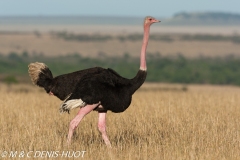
[{"x1": 1, "y1": 52, "x2": 240, "y2": 86}]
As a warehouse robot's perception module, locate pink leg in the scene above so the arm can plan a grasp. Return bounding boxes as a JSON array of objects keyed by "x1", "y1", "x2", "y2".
[
  {"x1": 98, "y1": 112, "x2": 111, "y2": 147},
  {"x1": 67, "y1": 103, "x2": 99, "y2": 145}
]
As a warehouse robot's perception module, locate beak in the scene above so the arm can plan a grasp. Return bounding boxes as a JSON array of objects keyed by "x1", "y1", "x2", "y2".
[{"x1": 153, "y1": 19, "x2": 161, "y2": 23}]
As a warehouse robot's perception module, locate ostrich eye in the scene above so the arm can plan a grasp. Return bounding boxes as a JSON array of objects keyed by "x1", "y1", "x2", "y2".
[{"x1": 149, "y1": 18, "x2": 152, "y2": 21}]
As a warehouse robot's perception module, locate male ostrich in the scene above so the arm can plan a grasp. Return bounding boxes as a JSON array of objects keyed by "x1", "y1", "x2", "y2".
[{"x1": 28, "y1": 16, "x2": 160, "y2": 147}]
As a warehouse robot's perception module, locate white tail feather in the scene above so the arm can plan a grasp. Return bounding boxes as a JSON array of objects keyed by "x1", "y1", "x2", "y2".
[{"x1": 59, "y1": 99, "x2": 86, "y2": 113}]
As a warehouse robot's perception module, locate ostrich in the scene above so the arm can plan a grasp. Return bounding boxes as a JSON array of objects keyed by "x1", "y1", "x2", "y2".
[{"x1": 28, "y1": 16, "x2": 160, "y2": 147}]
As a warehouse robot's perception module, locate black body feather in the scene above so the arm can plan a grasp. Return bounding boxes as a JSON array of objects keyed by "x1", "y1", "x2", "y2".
[
  {"x1": 65, "y1": 69, "x2": 147, "y2": 113},
  {"x1": 43, "y1": 67, "x2": 106, "y2": 100},
  {"x1": 35, "y1": 65, "x2": 147, "y2": 113}
]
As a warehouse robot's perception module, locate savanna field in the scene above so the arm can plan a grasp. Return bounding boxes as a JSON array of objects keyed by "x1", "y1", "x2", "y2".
[
  {"x1": 0, "y1": 19, "x2": 240, "y2": 159},
  {"x1": 0, "y1": 83, "x2": 239, "y2": 160}
]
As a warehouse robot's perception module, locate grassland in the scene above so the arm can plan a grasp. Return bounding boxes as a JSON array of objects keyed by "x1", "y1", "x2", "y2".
[
  {"x1": 0, "y1": 83, "x2": 239, "y2": 160},
  {"x1": 0, "y1": 31, "x2": 240, "y2": 58},
  {"x1": 0, "y1": 24, "x2": 240, "y2": 159}
]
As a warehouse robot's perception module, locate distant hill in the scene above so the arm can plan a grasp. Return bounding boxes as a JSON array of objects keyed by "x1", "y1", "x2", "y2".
[
  {"x1": 164, "y1": 12, "x2": 240, "y2": 26},
  {"x1": 0, "y1": 12, "x2": 240, "y2": 26}
]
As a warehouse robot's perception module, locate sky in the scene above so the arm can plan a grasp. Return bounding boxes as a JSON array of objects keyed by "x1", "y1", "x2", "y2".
[{"x1": 0, "y1": 0, "x2": 240, "y2": 18}]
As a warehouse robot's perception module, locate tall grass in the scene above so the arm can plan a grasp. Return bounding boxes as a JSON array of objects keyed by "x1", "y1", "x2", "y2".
[{"x1": 0, "y1": 83, "x2": 239, "y2": 159}]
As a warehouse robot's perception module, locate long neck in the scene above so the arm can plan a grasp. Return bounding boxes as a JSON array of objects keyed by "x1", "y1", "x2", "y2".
[
  {"x1": 140, "y1": 24, "x2": 150, "y2": 71},
  {"x1": 128, "y1": 25, "x2": 150, "y2": 94}
]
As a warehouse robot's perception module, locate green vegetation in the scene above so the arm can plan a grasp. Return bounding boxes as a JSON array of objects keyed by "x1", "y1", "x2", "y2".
[
  {"x1": 52, "y1": 31, "x2": 112, "y2": 41},
  {"x1": 180, "y1": 34, "x2": 240, "y2": 43},
  {"x1": 52, "y1": 31, "x2": 240, "y2": 43},
  {"x1": 1, "y1": 52, "x2": 240, "y2": 85},
  {"x1": 2, "y1": 75, "x2": 18, "y2": 85}
]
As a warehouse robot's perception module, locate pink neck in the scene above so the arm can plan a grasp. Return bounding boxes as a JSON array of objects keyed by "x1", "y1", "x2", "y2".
[{"x1": 140, "y1": 24, "x2": 150, "y2": 71}]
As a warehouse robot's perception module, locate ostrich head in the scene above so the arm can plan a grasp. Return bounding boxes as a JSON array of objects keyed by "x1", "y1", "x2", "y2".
[{"x1": 144, "y1": 16, "x2": 161, "y2": 26}]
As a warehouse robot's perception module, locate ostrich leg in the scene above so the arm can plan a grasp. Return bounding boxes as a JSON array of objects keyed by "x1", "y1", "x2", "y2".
[
  {"x1": 67, "y1": 103, "x2": 100, "y2": 145},
  {"x1": 98, "y1": 112, "x2": 111, "y2": 147}
]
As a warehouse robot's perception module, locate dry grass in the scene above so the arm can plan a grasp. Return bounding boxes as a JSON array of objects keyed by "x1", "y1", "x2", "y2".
[{"x1": 0, "y1": 83, "x2": 240, "y2": 160}]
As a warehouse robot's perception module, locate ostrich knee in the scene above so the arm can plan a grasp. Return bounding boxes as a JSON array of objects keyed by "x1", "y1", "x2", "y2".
[
  {"x1": 69, "y1": 119, "x2": 78, "y2": 131},
  {"x1": 67, "y1": 104, "x2": 99, "y2": 145},
  {"x1": 67, "y1": 115, "x2": 82, "y2": 144}
]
